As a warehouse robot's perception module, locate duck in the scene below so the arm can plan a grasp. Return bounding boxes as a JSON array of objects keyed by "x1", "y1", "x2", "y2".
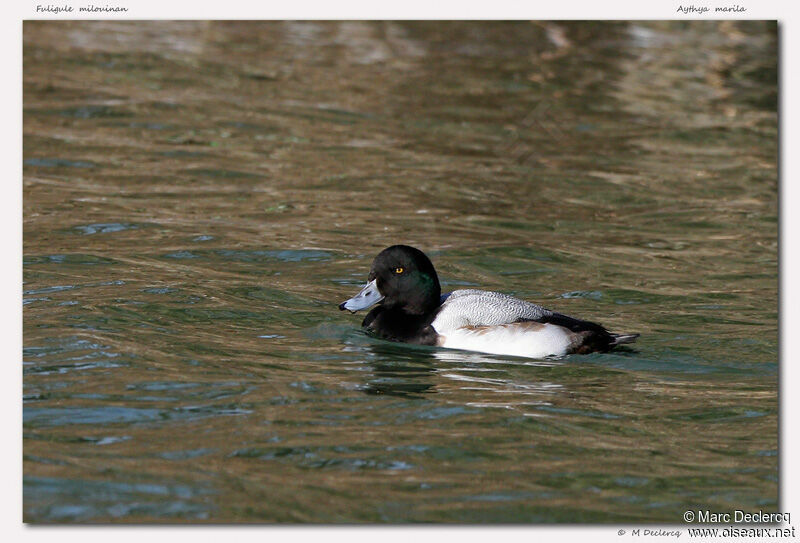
[{"x1": 338, "y1": 245, "x2": 638, "y2": 359}]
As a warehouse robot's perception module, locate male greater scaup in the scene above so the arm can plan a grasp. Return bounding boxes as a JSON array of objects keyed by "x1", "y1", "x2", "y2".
[{"x1": 339, "y1": 245, "x2": 638, "y2": 358}]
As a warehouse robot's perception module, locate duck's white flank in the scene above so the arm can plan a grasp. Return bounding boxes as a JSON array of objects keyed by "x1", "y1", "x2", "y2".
[{"x1": 436, "y1": 321, "x2": 580, "y2": 358}]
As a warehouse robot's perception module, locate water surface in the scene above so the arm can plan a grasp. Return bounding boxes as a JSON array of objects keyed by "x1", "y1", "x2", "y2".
[{"x1": 23, "y1": 21, "x2": 777, "y2": 523}]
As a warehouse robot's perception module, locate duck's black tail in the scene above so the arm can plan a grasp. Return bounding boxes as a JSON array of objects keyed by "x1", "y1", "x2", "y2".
[{"x1": 610, "y1": 333, "x2": 639, "y2": 346}]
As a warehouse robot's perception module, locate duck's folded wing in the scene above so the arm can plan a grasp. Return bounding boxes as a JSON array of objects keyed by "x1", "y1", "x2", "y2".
[{"x1": 528, "y1": 310, "x2": 609, "y2": 335}]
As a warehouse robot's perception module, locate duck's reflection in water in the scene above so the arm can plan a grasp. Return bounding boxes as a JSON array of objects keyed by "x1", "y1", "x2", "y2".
[
  {"x1": 343, "y1": 341, "x2": 438, "y2": 397},
  {"x1": 430, "y1": 349, "x2": 565, "y2": 413},
  {"x1": 345, "y1": 340, "x2": 566, "y2": 413}
]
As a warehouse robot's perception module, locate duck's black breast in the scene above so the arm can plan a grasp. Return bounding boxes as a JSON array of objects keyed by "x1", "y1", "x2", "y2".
[{"x1": 362, "y1": 306, "x2": 440, "y2": 346}]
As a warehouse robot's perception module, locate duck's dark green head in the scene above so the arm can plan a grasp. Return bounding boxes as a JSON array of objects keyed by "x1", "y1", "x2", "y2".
[{"x1": 339, "y1": 245, "x2": 442, "y2": 315}]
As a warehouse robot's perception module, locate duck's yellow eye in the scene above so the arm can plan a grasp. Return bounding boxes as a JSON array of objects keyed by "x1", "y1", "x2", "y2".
[{"x1": 394, "y1": 267, "x2": 404, "y2": 274}]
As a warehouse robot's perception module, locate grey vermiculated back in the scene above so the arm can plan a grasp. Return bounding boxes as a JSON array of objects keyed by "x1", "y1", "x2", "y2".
[{"x1": 432, "y1": 289, "x2": 554, "y2": 331}]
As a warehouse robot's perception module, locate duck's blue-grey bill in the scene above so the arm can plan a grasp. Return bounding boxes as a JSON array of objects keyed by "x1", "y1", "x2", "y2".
[{"x1": 339, "y1": 279, "x2": 384, "y2": 312}]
